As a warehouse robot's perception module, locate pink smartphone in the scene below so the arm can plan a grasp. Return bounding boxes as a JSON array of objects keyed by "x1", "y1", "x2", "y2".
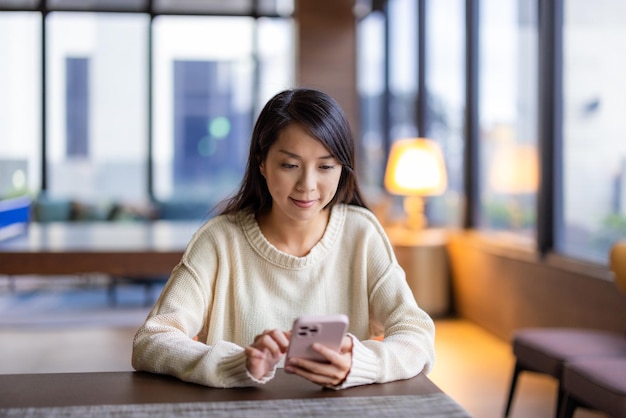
[{"x1": 286, "y1": 314, "x2": 349, "y2": 363}]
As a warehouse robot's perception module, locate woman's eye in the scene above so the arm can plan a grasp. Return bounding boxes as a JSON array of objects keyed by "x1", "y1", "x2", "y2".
[
  {"x1": 320, "y1": 165, "x2": 335, "y2": 170},
  {"x1": 282, "y1": 163, "x2": 297, "y2": 169}
]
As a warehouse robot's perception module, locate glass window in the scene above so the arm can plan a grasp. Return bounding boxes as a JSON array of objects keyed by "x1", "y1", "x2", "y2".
[
  {"x1": 363, "y1": 0, "x2": 419, "y2": 224},
  {"x1": 0, "y1": 0, "x2": 39, "y2": 9},
  {"x1": 0, "y1": 12, "x2": 41, "y2": 198},
  {"x1": 256, "y1": 17, "x2": 295, "y2": 114},
  {"x1": 425, "y1": 0, "x2": 465, "y2": 228},
  {"x1": 153, "y1": 0, "x2": 253, "y2": 15},
  {"x1": 152, "y1": 16, "x2": 295, "y2": 207},
  {"x1": 46, "y1": 12, "x2": 149, "y2": 203},
  {"x1": 388, "y1": 0, "x2": 418, "y2": 140},
  {"x1": 357, "y1": 10, "x2": 385, "y2": 191},
  {"x1": 558, "y1": 0, "x2": 626, "y2": 263},
  {"x1": 477, "y1": 0, "x2": 538, "y2": 238},
  {"x1": 46, "y1": 0, "x2": 148, "y2": 12},
  {"x1": 153, "y1": 0, "x2": 293, "y2": 16}
]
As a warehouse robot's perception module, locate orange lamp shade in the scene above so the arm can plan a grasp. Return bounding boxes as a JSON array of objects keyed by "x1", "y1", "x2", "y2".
[{"x1": 384, "y1": 138, "x2": 448, "y2": 196}]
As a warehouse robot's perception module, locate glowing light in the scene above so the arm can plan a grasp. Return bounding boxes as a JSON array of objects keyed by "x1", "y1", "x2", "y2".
[{"x1": 209, "y1": 117, "x2": 230, "y2": 139}]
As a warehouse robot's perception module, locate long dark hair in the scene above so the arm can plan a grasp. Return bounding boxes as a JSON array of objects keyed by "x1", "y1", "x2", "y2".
[{"x1": 219, "y1": 88, "x2": 368, "y2": 216}]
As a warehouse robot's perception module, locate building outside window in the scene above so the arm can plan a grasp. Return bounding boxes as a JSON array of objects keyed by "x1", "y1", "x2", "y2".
[
  {"x1": 0, "y1": 12, "x2": 40, "y2": 198},
  {"x1": 477, "y1": 0, "x2": 538, "y2": 239},
  {"x1": 3, "y1": 0, "x2": 626, "y2": 267},
  {"x1": 0, "y1": 7, "x2": 293, "y2": 218},
  {"x1": 356, "y1": 8, "x2": 386, "y2": 193},
  {"x1": 65, "y1": 57, "x2": 89, "y2": 158},
  {"x1": 424, "y1": 0, "x2": 465, "y2": 228},
  {"x1": 558, "y1": 0, "x2": 626, "y2": 263},
  {"x1": 46, "y1": 12, "x2": 149, "y2": 203},
  {"x1": 152, "y1": 16, "x2": 250, "y2": 206}
]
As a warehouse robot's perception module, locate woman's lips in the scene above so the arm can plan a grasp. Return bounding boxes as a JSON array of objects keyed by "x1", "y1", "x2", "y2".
[{"x1": 290, "y1": 198, "x2": 317, "y2": 208}]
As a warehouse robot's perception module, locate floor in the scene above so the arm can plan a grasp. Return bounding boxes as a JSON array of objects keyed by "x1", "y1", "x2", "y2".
[{"x1": 0, "y1": 278, "x2": 607, "y2": 418}]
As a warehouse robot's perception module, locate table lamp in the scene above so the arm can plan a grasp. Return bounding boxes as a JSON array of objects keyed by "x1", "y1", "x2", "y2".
[{"x1": 384, "y1": 138, "x2": 447, "y2": 229}]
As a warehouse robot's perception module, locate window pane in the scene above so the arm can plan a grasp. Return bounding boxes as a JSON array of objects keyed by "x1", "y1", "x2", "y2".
[
  {"x1": 47, "y1": 0, "x2": 148, "y2": 12},
  {"x1": 0, "y1": 0, "x2": 38, "y2": 9},
  {"x1": 388, "y1": 0, "x2": 418, "y2": 139},
  {"x1": 357, "y1": 10, "x2": 385, "y2": 191},
  {"x1": 153, "y1": 0, "x2": 253, "y2": 15},
  {"x1": 0, "y1": 12, "x2": 41, "y2": 198},
  {"x1": 257, "y1": 0, "x2": 294, "y2": 16},
  {"x1": 559, "y1": 0, "x2": 626, "y2": 262},
  {"x1": 369, "y1": 0, "x2": 420, "y2": 224},
  {"x1": 152, "y1": 16, "x2": 255, "y2": 205},
  {"x1": 46, "y1": 12, "x2": 149, "y2": 203},
  {"x1": 256, "y1": 17, "x2": 295, "y2": 114},
  {"x1": 425, "y1": 0, "x2": 465, "y2": 227},
  {"x1": 477, "y1": 0, "x2": 538, "y2": 238}
]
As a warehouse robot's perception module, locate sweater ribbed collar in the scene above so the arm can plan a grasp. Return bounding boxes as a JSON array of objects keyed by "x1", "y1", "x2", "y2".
[{"x1": 239, "y1": 204, "x2": 346, "y2": 270}]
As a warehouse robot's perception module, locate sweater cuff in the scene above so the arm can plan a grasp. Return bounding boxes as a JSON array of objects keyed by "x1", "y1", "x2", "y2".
[
  {"x1": 332, "y1": 334, "x2": 379, "y2": 390},
  {"x1": 218, "y1": 350, "x2": 276, "y2": 387}
]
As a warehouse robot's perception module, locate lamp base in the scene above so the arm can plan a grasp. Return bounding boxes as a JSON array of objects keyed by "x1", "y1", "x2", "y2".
[{"x1": 403, "y1": 195, "x2": 427, "y2": 230}]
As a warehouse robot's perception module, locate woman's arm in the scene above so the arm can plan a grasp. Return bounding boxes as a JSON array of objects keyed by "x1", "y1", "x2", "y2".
[
  {"x1": 131, "y1": 262, "x2": 269, "y2": 388},
  {"x1": 338, "y1": 263, "x2": 436, "y2": 389}
]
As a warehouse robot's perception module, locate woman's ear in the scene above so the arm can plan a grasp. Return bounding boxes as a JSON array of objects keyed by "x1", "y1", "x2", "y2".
[{"x1": 259, "y1": 161, "x2": 266, "y2": 178}]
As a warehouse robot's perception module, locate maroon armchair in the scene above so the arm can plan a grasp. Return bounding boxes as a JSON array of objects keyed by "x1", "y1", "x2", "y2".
[
  {"x1": 503, "y1": 241, "x2": 626, "y2": 417},
  {"x1": 558, "y1": 241, "x2": 626, "y2": 418}
]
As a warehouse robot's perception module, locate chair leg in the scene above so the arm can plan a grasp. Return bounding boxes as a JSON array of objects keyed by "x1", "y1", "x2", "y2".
[
  {"x1": 558, "y1": 392, "x2": 578, "y2": 418},
  {"x1": 503, "y1": 361, "x2": 524, "y2": 417},
  {"x1": 555, "y1": 382, "x2": 565, "y2": 418}
]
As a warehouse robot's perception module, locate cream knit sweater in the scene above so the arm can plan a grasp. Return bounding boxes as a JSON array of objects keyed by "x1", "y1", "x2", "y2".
[{"x1": 132, "y1": 204, "x2": 435, "y2": 389}]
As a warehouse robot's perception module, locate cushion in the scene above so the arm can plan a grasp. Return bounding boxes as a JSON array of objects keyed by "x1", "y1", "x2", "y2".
[
  {"x1": 513, "y1": 328, "x2": 626, "y2": 377},
  {"x1": 563, "y1": 357, "x2": 626, "y2": 417}
]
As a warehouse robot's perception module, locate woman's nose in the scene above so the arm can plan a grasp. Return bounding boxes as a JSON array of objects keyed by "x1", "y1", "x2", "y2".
[{"x1": 297, "y1": 169, "x2": 316, "y2": 192}]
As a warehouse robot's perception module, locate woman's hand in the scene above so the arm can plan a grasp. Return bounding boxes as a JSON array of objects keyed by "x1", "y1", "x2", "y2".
[
  {"x1": 245, "y1": 329, "x2": 290, "y2": 381},
  {"x1": 285, "y1": 335, "x2": 353, "y2": 387}
]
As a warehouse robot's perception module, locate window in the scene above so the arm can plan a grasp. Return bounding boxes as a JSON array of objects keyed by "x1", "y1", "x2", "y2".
[
  {"x1": 152, "y1": 16, "x2": 251, "y2": 204},
  {"x1": 357, "y1": 10, "x2": 386, "y2": 191},
  {"x1": 256, "y1": 17, "x2": 295, "y2": 114},
  {"x1": 46, "y1": 12, "x2": 150, "y2": 202},
  {"x1": 1, "y1": 4, "x2": 293, "y2": 215},
  {"x1": 0, "y1": 12, "x2": 41, "y2": 198},
  {"x1": 477, "y1": 0, "x2": 538, "y2": 238},
  {"x1": 388, "y1": 0, "x2": 418, "y2": 141},
  {"x1": 558, "y1": 0, "x2": 626, "y2": 262},
  {"x1": 425, "y1": 0, "x2": 465, "y2": 227},
  {"x1": 151, "y1": 16, "x2": 295, "y2": 205}
]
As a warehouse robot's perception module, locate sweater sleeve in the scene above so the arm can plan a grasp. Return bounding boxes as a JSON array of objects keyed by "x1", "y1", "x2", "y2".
[
  {"x1": 337, "y1": 264, "x2": 436, "y2": 389},
  {"x1": 131, "y1": 261, "x2": 274, "y2": 388}
]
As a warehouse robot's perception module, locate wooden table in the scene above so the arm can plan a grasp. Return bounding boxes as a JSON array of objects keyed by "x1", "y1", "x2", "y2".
[
  {"x1": 0, "y1": 221, "x2": 201, "y2": 277},
  {"x1": 0, "y1": 370, "x2": 471, "y2": 417}
]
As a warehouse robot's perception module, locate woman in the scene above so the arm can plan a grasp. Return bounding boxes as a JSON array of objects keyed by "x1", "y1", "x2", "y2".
[{"x1": 132, "y1": 88, "x2": 435, "y2": 389}]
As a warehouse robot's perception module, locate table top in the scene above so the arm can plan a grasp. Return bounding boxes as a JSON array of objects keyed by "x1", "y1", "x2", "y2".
[
  {"x1": 0, "y1": 221, "x2": 202, "y2": 253},
  {"x1": 0, "y1": 221, "x2": 202, "y2": 276},
  {"x1": 0, "y1": 370, "x2": 442, "y2": 408},
  {"x1": 0, "y1": 371, "x2": 472, "y2": 417}
]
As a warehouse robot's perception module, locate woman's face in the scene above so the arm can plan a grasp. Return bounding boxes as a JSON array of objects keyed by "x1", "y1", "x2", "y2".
[{"x1": 259, "y1": 123, "x2": 342, "y2": 224}]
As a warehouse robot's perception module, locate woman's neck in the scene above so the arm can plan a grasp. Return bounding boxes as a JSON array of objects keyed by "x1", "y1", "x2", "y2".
[{"x1": 257, "y1": 208, "x2": 331, "y2": 257}]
